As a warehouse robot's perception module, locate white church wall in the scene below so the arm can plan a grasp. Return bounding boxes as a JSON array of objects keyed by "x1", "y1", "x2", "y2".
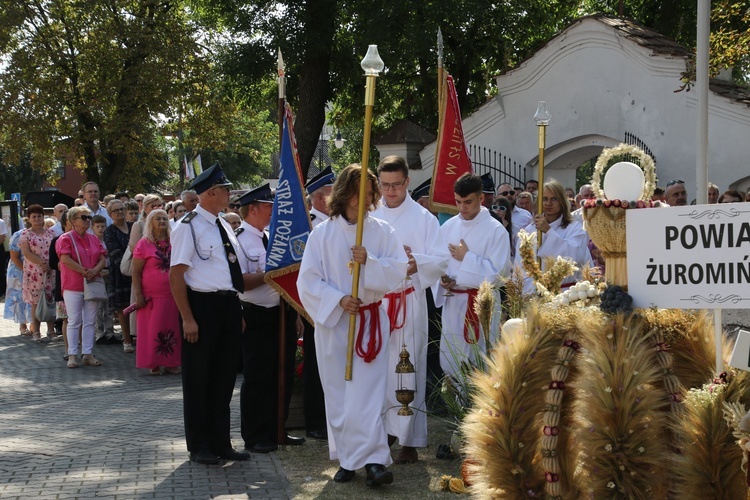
[{"x1": 418, "y1": 17, "x2": 750, "y2": 198}]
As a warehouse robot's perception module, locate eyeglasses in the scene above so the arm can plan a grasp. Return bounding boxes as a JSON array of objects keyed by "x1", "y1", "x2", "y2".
[
  {"x1": 379, "y1": 180, "x2": 406, "y2": 191},
  {"x1": 79, "y1": 215, "x2": 92, "y2": 221},
  {"x1": 499, "y1": 190, "x2": 515, "y2": 196},
  {"x1": 229, "y1": 203, "x2": 241, "y2": 209},
  {"x1": 491, "y1": 205, "x2": 507, "y2": 211},
  {"x1": 666, "y1": 179, "x2": 685, "y2": 187},
  {"x1": 110, "y1": 208, "x2": 125, "y2": 213}
]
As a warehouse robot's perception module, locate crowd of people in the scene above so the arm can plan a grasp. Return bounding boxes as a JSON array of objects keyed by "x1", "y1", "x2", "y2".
[
  {"x1": 2, "y1": 162, "x2": 741, "y2": 488},
  {"x1": 4, "y1": 182, "x2": 201, "y2": 372}
]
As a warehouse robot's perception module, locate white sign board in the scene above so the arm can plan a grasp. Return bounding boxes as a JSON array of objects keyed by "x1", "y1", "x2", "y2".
[
  {"x1": 730, "y1": 330, "x2": 750, "y2": 371},
  {"x1": 626, "y1": 203, "x2": 750, "y2": 309}
]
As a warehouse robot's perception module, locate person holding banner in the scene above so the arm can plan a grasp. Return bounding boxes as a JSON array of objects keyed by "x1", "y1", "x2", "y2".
[
  {"x1": 235, "y1": 184, "x2": 303, "y2": 454},
  {"x1": 372, "y1": 156, "x2": 448, "y2": 465},
  {"x1": 438, "y1": 173, "x2": 511, "y2": 380},
  {"x1": 301, "y1": 167, "x2": 335, "y2": 441},
  {"x1": 298, "y1": 164, "x2": 408, "y2": 487}
]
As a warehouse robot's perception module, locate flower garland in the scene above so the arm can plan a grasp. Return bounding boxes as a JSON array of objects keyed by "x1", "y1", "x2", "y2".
[{"x1": 590, "y1": 143, "x2": 657, "y2": 201}]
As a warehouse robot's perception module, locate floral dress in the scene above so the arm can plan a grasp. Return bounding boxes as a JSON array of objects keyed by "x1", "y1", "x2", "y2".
[
  {"x1": 133, "y1": 238, "x2": 180, "y2": 369},
  {"x1": 20, "y1": 228, "x2": 55, "y2": 305},
  {"x1": 4, "y1": 230, "x2": 32, "y2": 323}
]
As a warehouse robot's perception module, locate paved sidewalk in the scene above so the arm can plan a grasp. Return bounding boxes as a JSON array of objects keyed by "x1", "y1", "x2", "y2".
[{"x1": 0, "y1": 313, "x2": 290, "y2": 499}]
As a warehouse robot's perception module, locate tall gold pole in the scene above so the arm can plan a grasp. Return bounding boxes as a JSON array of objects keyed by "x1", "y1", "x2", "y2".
[
  {"x1": 534, "y1": 101, "x2": 550, "y2": 262},
  {"x1": 346, "y1": 45, "x2": 384, "y2": 381},
  {"x1": 437, "y1": 28, "x2": 443, "y2": 125}
]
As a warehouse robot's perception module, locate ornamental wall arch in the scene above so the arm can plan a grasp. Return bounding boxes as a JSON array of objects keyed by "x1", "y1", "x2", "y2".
[{"x1": 526, "y1": 134, "x2": 621, "y2": 186}]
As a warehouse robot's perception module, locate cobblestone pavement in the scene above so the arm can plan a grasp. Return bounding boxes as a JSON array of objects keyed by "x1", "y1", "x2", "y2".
[{"x1": 0, "y1": 314, "x2": 290, "y2": 499}]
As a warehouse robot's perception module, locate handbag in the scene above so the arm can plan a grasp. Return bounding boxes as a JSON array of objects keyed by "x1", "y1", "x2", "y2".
[
  {"x1": 120, "y1": 246, "x2": 133, "y2": 277},
  {"x1": 69, "y1": 233, "x2": 108, "y2": 302},
  {"x1": 35, "y1": 273, "x2": 56, "y2": 322}
]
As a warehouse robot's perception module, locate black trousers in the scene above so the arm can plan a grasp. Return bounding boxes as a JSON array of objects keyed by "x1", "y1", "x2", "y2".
[
  {"x1": 240, "y1": 302, "x2": 296, "y2": 446},
  {"x1": 181, "y1": 289, "x2": 242, "y2": 453},
  {"x1": 302, "y1": 317, "x2": 326, "y2": 431}
]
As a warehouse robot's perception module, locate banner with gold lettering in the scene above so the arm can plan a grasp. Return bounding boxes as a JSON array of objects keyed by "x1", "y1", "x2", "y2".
[
  {"x1": 430, "y1": 73, "x2": 473, "y2": 214},
  {"x1": 264, "y1": 103, "x2": 313, "y2": 323}
]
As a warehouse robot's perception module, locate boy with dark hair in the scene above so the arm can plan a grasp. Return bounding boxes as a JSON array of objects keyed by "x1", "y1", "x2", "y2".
[{"x1": 438, "y1": 173, "x2": 510, "y2": 379}]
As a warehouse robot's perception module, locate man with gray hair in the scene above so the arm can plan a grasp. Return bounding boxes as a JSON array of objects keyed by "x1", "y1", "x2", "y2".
[
  {"x1": 180, "y1": 190, "x2": 199, "y2": 213},
  {"x1": 572, "y1": 184, "x2": 596, "y2": 222}
]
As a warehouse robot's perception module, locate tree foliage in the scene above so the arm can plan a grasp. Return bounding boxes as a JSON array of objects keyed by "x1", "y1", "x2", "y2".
[
  {"x1": 0, "y1": 0, "x2": 276, "y2": 195},
  {"x1": 199, "y1": 0, "x2": 580, "y2": 178}
]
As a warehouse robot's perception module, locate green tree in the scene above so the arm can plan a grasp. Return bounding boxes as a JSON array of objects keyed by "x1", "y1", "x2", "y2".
[
  {"x1": 0, "y1": 0, "x2": 275, "y2": 194},
  {"x1": 201, "y1": 0, "x2": 579, "y2": 178}
]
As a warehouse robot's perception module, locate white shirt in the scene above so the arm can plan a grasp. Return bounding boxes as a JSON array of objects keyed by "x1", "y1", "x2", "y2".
[
  {"x1": 85, "y1": 203, "x2": 112, "y2": 225},
  {"x1": 236, "y1": 220, "x2": 279, "y2": 308},
  {"x1": 170, "y1": 204, "x2": 247, "y2": 293},
  {"x1": 512, "y1": 205, "x2": 533, "y2": 228},
  {"x1": 309, "y1": 206, "x2": 329, "y2": 228},
  {"x1": 519, "y1": 216, "x2": 592, "y2": 293},
  {"x1": 50, "y1": 221, "x2": 64, "y2": 236}
]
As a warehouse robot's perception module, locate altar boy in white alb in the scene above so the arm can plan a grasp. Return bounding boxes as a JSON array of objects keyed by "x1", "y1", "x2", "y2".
[
  {"x1": 371, "y1": 156, "x2": 448, "y2": 465},
  {"x1": 438, "y1": 173, "x2": 511, "y2": 380},
  {"x1": 298, "y1": 164, "x2": 408, "y2": 488}
]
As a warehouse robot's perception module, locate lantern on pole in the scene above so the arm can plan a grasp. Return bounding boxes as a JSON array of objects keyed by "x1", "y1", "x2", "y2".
[{"x1": 345, "y1": 45, "x2": 384, "y2": 381}]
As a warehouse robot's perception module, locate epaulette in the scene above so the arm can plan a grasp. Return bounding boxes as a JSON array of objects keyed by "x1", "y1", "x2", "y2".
[
  {"x1": 235, "y1": 227, "x2": 245, "y2": 236},
  {"x1": 181, "y1": 211, "x2": 197, "y2": 223},
  {"x1": 310, "y1": 213, "x2": 317, "y2": 221}
]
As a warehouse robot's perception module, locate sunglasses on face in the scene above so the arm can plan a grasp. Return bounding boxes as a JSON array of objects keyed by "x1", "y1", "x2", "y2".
[
  {"x1": 229, "y1": 203, "x2": 241, "y2": 209},
  {"x1": 492, "y1": 205, "x2": 507, "y2": 211},
  {"x1": 79, "y1": 215, "x2": 92, "y2": 221},
  {"x1": 499, "y1": 190, "x2": 515, "y2": 196},
  {"x1": 666, "y1": 179, "x2": 685, "y2": 187}
]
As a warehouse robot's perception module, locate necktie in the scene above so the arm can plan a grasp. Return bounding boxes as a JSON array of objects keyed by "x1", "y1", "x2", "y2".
[
  {"x1": 216, "y1": 218, "x2": 244, "y2": 293},
  {"x1": 262, "y1": 232, "x2": 269, "y2": 250}
]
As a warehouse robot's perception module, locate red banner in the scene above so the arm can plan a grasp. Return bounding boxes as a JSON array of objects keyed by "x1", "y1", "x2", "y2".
[{"x1": 430, "y1": 74, "x2": 472, "y2": 213}]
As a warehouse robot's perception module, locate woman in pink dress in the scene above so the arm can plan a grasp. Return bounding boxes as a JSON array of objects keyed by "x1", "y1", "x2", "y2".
[
  {"x1": 132, "y1": 209, "x2": 181, "y2": 375},
  {"x1": 20, "y1": 204, "x2": 57, "y2": 342}
]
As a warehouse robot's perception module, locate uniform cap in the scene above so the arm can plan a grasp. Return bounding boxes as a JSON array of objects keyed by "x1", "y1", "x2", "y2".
[
  {"x1": 480, "y1": 173, "x2": 495, "y2": 194},
  {"x1": 189, "y1": 163, "x2": 232, "y2": 194},
  {"x1": 238, "y1": 183, "x2": 274, "y2": 206},
  {"x1": 305, "y1": 166, "x2": 335, "y2": 195},
  {"x1": 411, "y1": 178, "x2": 431, "y2": 200}
]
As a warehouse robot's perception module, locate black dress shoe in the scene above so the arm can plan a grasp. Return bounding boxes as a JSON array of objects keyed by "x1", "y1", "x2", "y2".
[
  {"x1": 333, "y1": 467, "x2": 355, "y2": 483},
  {"x1": 365, "y1": 463, "x2": 393, "y2": 487},
  {"x1": 189, "y1": 450, "x2": 220, "y2": 465},
  {"x1": 284, "y1": 434, "x2": 306, "y2": 446},
  {"x1": 306, "y1": 429, "x2": 328, "y2": 440},
  {"x1": 214, "y1": 448, "x2": 250, "y2": 461},
  {"x1": 245, "y1": 442, "x2": 278, "y2": 453}
]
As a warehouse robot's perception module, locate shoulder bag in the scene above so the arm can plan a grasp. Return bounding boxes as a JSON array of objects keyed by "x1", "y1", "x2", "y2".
[
  {"x1": 69, "y1": 234, "x2": 108, "y2": 302},
  {"x1": 35, "y1": 273, "x2": 57, "y2": 322},
  {"x1": 120, "y1": 220, "x2": 143, "y2": 277}
]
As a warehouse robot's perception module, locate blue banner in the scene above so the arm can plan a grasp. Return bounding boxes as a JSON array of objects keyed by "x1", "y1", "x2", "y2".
[{"x1": 265, "y1": 105, "x2": 311, "y2": 272}]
